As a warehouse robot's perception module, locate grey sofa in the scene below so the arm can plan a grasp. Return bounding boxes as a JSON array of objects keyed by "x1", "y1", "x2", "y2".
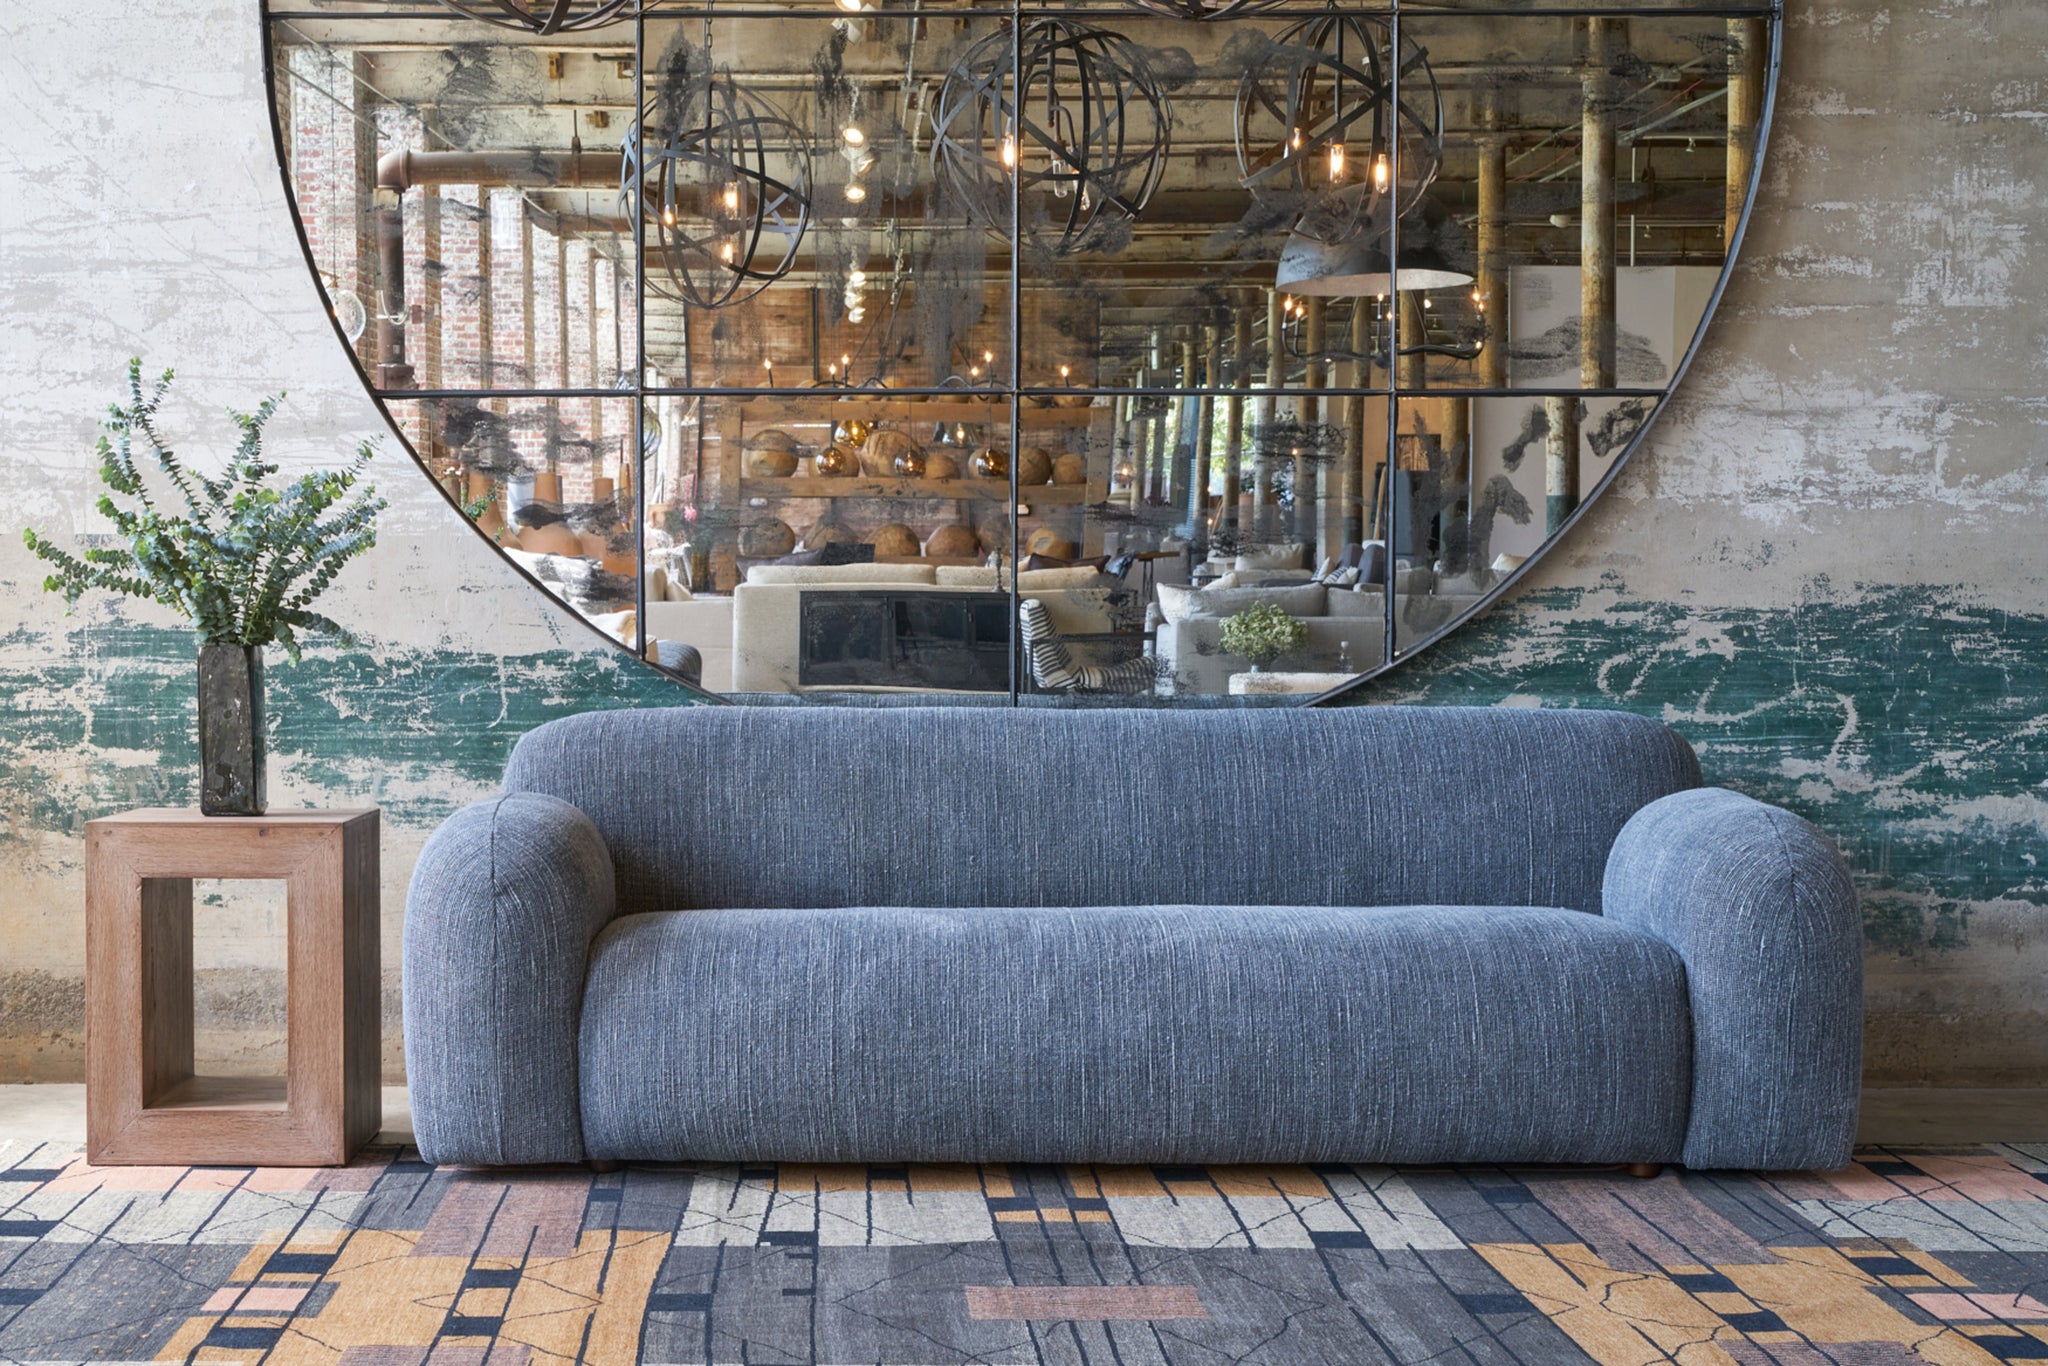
[{"x1": 403, "y1": 705, "x2": 1862, "y2": 1171}]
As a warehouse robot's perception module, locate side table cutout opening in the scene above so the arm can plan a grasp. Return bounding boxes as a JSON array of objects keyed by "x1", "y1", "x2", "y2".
[
  {"x1": 162, "y1": 878, "x2": 292, "y2": 1111},
  {"x1": 86, "y1": 808, "x2": 380, "y2": 1167}
]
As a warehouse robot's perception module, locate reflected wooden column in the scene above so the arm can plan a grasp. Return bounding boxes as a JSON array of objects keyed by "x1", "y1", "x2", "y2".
[
  {"x1": 420, "y1": 188, "x2": 443, "y2": 390},
  {"x1": 1255, "y1": 287, "x2": 1283, "y2": 540},
  {"x1": 1148, "y1": 377, "x2": 1170, "y2": 508},
  {"x1": 1553, "y1": 16, "x2": 1624, "y2": 534},
  {"x1": 1397, "y1": 293, "x2": 1427, "y2": 557},
  {"x1": 1299, "y1": 297, "x2": 1326, "y2": 552},
  {"x1": 1181, "y1": 336, "x2": 1202, "y2": 539},
  {"x1": 1341, "y1": 300, "x2": 1369, "y2": 546},
  {"x1": 1196, "y1": 324, "x2": 1221, "y2": 545},
  {"x1": 1133, "y1": 388, "x2": 1153, "y2": 512},
  {"x1": 1726, "y1": 17, "x2": 1767, "y2": 247},
  {"x1": 1222, "y1": 308, "x2": 1250, "y2": 541},
  {"x1": 1472, "y1": 104, "x2": 1509, "y2": 564},
  {"x1": 1117, "y1": 393, "x2": 1140, "y2": 512},
  {"x1": 1476, "y1": 121, "x2": 1509, "y2": 390}
]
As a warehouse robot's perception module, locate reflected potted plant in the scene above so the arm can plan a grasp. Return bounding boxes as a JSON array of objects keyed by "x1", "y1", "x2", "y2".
[
  {"x1": 1219, "y1": 601, "x2": 1308, "y2": 673},
  {"x1": 23, "y1": 360, "x2": 385, "y2": 816}
]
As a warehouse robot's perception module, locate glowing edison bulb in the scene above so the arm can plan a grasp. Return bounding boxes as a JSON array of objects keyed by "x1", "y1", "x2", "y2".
[
  {"x1": 1471, "y1": 288, "x2": 1485, "y2": 308},
  {"x1": 827, "y1": 361, "x2": 838, "y2": 379},
  {"x1": 844, "y1": 182, "x2": 868, "y2": 203},
  {"x1": 1373, "y1": 153, "x2": 1390, "y2": 193},
  {"x1": 764, "y1": 359, "x2": 774, "y2": 379},
  {"x1": 848, "y1": 269, "x2": 867, "y2": 286},
  {"x1": 969, "y1": 365, "x2": 981, "y2": 380},
  {"x1": 720, "y1": 241, "x2": 735, "y2": 265},
  {"x1": 1289, "y1": 126, "x2": 1303, "y2": 152},
  {"x1": 1059, "y1": 364, "x2": 1070, "y2": 384},
  {"x1": 1422, "y1": 295, "x2": 1433, "y2": 310},
  {"x1": 842, "y1": 123, "x2": 865, "y2": 148},
  {"x1": 999, "y1": 134, "x2": 1018, "y2": 170},
  {"x1": 661, "y1": 204, "x2": 675, "y2": 228},
  {"x1": 1327, "y1": 141, "x2": 1346, "y2": 182},
  {"x1": 841, "y1": 354, "x2": 852, "y2": 373},
  {"x1": 983, "y1": 350, "x2": 994, "y2": 367},
  {"x1": 723, "y1": 183, "x2": 740, "y2": 213}
]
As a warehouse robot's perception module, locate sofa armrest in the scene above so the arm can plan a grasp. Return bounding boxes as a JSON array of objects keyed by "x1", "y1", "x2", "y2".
[
  {"x1": 403, "y1": 791, "x2": 616, "y2": 1164},
  {"x1": 1603, "y1": 787, "x2": 1862, "y2": 1171}
]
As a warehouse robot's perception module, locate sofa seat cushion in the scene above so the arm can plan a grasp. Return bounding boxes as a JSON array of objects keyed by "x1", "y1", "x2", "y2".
[
  {"x1": 1157, "y1": 581, "x2": 1327, "y2": 623},
  {"x1": 578, "y1": 904, "x2": 1690, "y2": 1165}
]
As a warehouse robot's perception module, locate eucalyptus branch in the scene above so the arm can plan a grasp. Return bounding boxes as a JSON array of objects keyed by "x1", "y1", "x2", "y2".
[{"x1": 23, "y1": 360, "x2": 388, "y2": 663}]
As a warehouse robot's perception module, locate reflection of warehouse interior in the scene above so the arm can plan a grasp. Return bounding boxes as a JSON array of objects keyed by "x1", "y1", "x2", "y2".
[{"x1": 271, "y1": 1, "x2": 1764, "y2": 699}]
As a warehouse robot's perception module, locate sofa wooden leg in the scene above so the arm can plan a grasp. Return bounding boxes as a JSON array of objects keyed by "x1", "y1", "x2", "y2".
[
  {"x1": 1626, "y1": 1162, "x2": 1663, "y2": 1179},
  {"x1": 589, "y1": 1160, "x2": 619, "y2": 1174}
]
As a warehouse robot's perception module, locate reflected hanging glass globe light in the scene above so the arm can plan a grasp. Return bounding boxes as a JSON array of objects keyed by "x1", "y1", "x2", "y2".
[
  {"x1": 1234, "y1": 14, "x2": 1443, "y2": 245},
  {"x1": 932, "y1": 18, "x2": 1172, "y2": 257},
  {"x1": 1113, "y1": 0, "x2": 1288, "y2": 19},
  {"x1": 623, "y1": 63, "x2": 812, "y2": 311},
  {"x1": 424, "y1": 0, "x2": 638, "y2": 34}
]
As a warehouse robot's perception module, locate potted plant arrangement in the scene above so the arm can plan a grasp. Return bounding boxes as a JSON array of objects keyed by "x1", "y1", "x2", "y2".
[
  {"x1": 1218, "y1": 600, "x2": 1309, "y2": 673},
  {"x1": 23, "y1": 360, "x2": 385, "y2": 816}
]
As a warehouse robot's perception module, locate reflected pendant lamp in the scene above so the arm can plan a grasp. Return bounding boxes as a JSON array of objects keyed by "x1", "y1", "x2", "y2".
[
  {"x1": 1275, "y1": 232, "x2": 1473, "y2": 296},
  {"x1": 1277, "y1": 198, "x2": 1473, "y2": 296},
  {"x1": 426, "y1": 0, "x2": 637, "y2": 34}
]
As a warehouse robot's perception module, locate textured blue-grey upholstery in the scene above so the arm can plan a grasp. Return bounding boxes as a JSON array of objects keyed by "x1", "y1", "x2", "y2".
[
  {"x1": 579, "y1": 905, "x2": 1690, "y2": 1165},
  {"x1": 1605, "y1": 788, "x2": 1864, "y2": 1170},
  {"x1": 404, "y1": 704, "x2": 1862, "y2": 1171},
  {"x1": 403, "y1": 792, "x2": 614, "y2": 1165},
  {"x1": 499, "y1": 706, "x2": 1701, "y2": 916}
]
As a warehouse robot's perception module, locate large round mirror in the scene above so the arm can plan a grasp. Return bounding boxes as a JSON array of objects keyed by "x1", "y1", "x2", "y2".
[{"x1": 263, "y1": 0, "x2": 1777, "y2": 705}]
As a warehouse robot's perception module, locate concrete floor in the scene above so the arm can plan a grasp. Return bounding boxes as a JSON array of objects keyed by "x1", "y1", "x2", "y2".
[
  {"x1": 0, "y1": 1084, "x2": 414, "y2": 1148},
  {"x1": 0, "y1": 1085, "x2": 2042, "y2": 1156}
]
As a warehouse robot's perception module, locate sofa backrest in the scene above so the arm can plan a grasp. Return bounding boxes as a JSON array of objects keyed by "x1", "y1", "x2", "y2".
[{"x1": 502, "y1": 705, "x2": 1700, "y2": 916}]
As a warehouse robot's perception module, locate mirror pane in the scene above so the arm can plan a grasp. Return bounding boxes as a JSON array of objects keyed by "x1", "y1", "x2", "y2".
[
  {"x1": 637, "y1": 13, "x2": 1015, "y2": 391},
  {"x1": 643, "y1": 393, "x2": 1028, "y2": 698},
  {"x1": 386, "y1": 395, "x2": 644, "y2": 641},
  {"x1": 1388, "y1": 12, "x2": 1766, "y2": 395},
  {"x1": 270, "y1": 17, "x2": 641, "y2": 392}
]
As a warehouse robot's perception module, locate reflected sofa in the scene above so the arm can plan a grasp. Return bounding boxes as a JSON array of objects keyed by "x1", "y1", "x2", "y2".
[
  {"x1": 404, "y1": 705, "x2": 1862, "y2": 1170},
  {"x1": 1153, "y1": 581, "x2": 1391, "y2": 694},
  {"x1": 727, "y1": 562, "x2": 1133, "y2": 694}
]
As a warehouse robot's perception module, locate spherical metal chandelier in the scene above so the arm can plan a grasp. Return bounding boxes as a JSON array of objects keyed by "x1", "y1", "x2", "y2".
[
  {"x1": 1235, "y1": 14, "x2": 1443, "y2": 245},
  {"x1": 425, "y1": 0, "x2": 637, "y2": 35},
  {"x1": 932, "y1": 19, "x2": 1172, "y2": 257},
  {"x1": 1114, "y1": 0, "x2": 1288, "y2": 20},
  {"x1": 623, "y1": 67, "x2": 812, "y2": 311}
]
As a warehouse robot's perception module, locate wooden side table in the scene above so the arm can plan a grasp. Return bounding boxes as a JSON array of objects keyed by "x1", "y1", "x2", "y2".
[{"x1": 85, "y1": 808, "x2": 380, "y2": 1166}]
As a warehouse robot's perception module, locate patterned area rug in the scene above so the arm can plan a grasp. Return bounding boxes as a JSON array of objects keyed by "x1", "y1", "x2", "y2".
[{"x1": 2, "y1": 1143, "x2": 2047, "y2": 1364}]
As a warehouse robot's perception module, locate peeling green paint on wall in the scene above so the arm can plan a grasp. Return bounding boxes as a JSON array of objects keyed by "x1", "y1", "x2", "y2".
[
  {"x1": 1334, "y1": 581, "x2": 2048, "y2": 959},
  {"x1": 0, "y1": 620, "x2": 708, "y2": 839}
]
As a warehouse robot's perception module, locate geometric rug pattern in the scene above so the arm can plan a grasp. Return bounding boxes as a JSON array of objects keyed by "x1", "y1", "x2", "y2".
[{"x1": 4, "y1": 1142, "x2": 2048, "y2": 1364}]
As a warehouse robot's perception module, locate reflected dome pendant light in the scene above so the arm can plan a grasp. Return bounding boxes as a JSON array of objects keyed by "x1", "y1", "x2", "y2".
[
  {"x1": 624, "y1": 60, "x2": 812, "y2": 311},
  {"x1": 1235, "y1": 13, "x2": 1443, "y2": 246},
  {"x1": 1114, "y1": 0, "x2": 1288, "y2": 20},
  {"x1": 1276, "y1": 197, "x2": 1473, "y2": 297},
  {"x1": 425, "y1": 0, "x2": 637, "y2": 34},
  {"x1": 932, "y1": 18, "x2": 1172, "y2": 256}
]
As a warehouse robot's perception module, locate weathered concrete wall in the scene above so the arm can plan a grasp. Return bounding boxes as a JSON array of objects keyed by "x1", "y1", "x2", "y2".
[{"x1": 1, "y1": 1, "x2": 2042, "y2": 1086}]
